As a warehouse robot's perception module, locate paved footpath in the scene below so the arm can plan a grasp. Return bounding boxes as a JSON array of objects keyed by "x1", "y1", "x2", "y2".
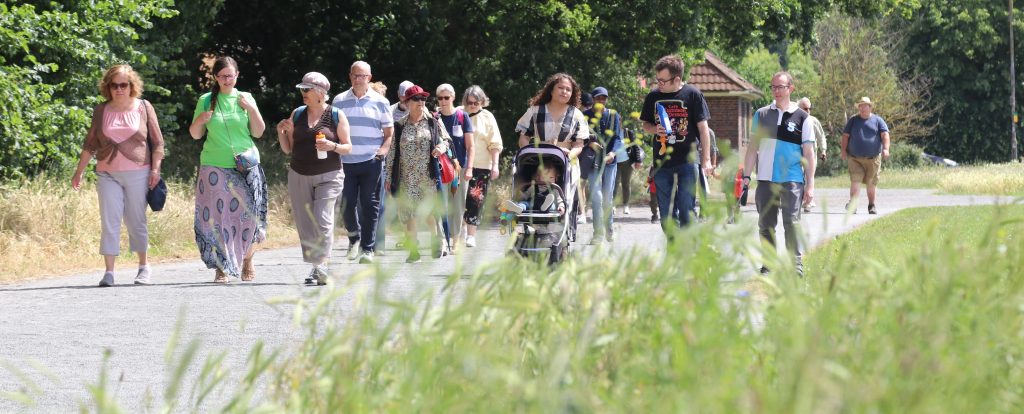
[{"x1": 0, "y1": 188, "x2": 1003, "y2": 412}]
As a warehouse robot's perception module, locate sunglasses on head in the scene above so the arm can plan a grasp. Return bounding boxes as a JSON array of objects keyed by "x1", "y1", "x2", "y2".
[{"x1": 109, "y1": 82, "x2": 130, "y2": 90}]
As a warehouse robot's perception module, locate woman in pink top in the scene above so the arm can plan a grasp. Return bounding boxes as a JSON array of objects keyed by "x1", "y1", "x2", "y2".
[{"x1": 71, "y1": 64, "x2": 165, "y2": 287}]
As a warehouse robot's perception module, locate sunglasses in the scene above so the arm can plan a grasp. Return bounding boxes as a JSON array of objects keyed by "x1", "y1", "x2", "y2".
[
  {"x1": 299, "y1": 87, "x2": 314, "y2": 93},
  {"x1": 437, "y1": 96, "x2": 452, "y2": 101},
  {"x1": 410, "y1": 96, "x2": 427, "y2": 102},
  {"x1": 109, "y1": 82, "x2": 130, "y2": 90},
  {"x1": 465, "y1": 100, "x2": 480, "y2": 106}
]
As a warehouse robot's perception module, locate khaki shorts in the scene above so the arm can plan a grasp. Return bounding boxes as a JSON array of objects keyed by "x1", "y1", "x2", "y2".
[{"x1": 848, "y1": 155, "x2": 881, "y2": 185}]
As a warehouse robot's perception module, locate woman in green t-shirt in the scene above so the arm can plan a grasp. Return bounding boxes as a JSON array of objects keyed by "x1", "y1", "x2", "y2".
[{"x1": 188, "y1": 56, "x2": 268, "y2": 283}]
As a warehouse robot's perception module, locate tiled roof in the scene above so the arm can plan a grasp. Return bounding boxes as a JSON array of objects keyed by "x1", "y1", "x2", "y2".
[{"x1": 687, "y1": 51, "x2": 763, "y2": 97}]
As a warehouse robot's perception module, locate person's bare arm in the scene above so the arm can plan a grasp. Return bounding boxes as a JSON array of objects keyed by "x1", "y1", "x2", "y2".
[
  {"x1": 881, "y1": 131, "x2": 891, "y2": 160},
  {"x1": 802, "y1": 142, "x2": 816, "y2": 206},
  {"x1": 377, "y1": 126, "x2": 394, "y2": 158}
]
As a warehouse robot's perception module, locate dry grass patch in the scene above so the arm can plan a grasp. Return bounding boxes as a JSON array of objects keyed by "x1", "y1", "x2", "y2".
[{"x1": 0, "y1": 176, "x2": 297, "y2": 283}]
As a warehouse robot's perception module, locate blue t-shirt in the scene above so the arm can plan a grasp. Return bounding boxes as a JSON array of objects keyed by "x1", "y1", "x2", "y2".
[
  {"x1": 843, "y1": 114, "x2": 889, "y2": 157},
  {"x1": 439, "y1": 109, "x2": 475, "y2": 167}
]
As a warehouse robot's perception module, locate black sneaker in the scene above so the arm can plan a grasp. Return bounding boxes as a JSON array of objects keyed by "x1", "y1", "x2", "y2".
[
  {"x1": 868, "y1": 204, "x2": 877, "y2": 214},
  {"x1": 759, "y1": 266, "x2": 770, "y2": 275},
  {"x1": 651, "y1": 214, "x2": 659, "y2": 224}
]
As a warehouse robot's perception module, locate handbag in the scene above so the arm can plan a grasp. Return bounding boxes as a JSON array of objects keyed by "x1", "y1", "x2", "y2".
[
  {"x1": 147, "y1": 178, "x2": 168, "y2": 211},
  {"x1": 141, "y1": 100, "x2": 167, "y2": 211},
  {"x1": 233, "y1": 146, "x2": 260, "y2": 173},
  {"x1": 438, "y1": 152, "x2": 456, "y2": 184}
]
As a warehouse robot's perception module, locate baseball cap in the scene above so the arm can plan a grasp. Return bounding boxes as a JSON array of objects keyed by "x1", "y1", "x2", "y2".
[
  {"x1": 591, "y1": 86, "x2": 609, "y2": 97},
  {"x1": 403, "y1": 84, "x2": 430, "y2": 100},
  {"x1": 296, "y1": 72, "x2": 330, "y2": 93}
]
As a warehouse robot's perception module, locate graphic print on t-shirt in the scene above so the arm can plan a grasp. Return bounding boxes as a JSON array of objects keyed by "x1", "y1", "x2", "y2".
[{"x1": 657, "y1": 99, "x2": 689, "y2": 143}]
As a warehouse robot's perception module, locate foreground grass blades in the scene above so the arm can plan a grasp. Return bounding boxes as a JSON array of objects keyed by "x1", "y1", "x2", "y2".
[{"x1": 61, "y1": 202, "x2": 1023, "y2": 412}]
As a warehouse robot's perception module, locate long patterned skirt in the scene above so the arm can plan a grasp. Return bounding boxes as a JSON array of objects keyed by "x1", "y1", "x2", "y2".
[{"x1": 194, "y1": 165, "x2": 268, "y2": 277}]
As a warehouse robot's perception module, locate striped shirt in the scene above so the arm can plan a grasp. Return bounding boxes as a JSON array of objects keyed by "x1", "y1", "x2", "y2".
[{"x1": 331, "y1": 88, "x2": 393, "y2": 163}]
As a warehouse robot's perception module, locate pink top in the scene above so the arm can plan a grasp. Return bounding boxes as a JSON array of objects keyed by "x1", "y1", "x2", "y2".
[{"x1": 97, "y1": 101, "x2": 149, "y2": 172}]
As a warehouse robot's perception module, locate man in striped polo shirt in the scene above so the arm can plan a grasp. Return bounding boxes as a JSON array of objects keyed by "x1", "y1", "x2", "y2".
[
  {"x1": 331, "y1": 61, "x2": 393, "y2": 264},
  {"x1": 742, "y1": 71, "x2": 816, "y2": 276}
]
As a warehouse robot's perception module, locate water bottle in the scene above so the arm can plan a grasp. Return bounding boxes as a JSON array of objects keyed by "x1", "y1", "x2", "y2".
[{"x1": 316, "y1": 132, "x2": 328, "y2": 159}]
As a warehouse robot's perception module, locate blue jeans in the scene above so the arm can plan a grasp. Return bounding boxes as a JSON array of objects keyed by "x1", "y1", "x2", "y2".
[
  {"x1": 589, "y1": 161, "x2": 618, "y2": 236},
  {"x1": 653, "y1": 163, "x2": 697, "y2": 231},
  {"x1": 341, "y1": 158, "x2": 384, "y2": 252}
]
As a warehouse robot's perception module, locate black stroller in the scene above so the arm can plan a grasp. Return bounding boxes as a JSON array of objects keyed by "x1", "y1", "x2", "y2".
[{"x1": 504, "y1": 144, "x2": 578, "y2": 264}]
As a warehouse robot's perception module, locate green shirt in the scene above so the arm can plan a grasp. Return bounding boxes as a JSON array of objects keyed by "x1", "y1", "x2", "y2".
[{"x1": 194, "y1": 90, "x2": 259, "y2": 168}]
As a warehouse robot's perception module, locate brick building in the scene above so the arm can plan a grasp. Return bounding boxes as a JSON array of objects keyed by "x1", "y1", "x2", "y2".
[{"x1": 686, "y1": 51, "x2": 764, "y2": 158}]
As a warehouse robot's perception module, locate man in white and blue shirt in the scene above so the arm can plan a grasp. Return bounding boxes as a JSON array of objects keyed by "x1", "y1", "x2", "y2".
[
  {"x1": 331, "y1": 61, "x2": 393, "y2": 263},
  {"x1": 742, "y1": 71, "x2": 816, "y2": 276}
]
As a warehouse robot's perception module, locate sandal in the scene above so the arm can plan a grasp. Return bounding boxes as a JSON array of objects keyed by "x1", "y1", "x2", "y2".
[
  {"x1": 214, "y1": 269, "x2": 229, "y2": 284},
  {"x1": 241, "y1": 258, "x2": 255, "y2": 281}
]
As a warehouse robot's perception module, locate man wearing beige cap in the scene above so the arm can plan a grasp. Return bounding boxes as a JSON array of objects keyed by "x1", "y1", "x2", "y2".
[{"x1": 841, "y1": 96, "x2": 890, "y2": 214}]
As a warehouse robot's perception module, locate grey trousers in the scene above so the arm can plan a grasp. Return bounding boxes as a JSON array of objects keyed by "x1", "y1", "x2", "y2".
[
  {"x1": 755, "y1": 181, "x2": 806, "y2": 269},
  {"x1": 96, "y1": 170, "x2": 149, "y2": 256},
  {"x1": 447, "y1": 178, "x2": 469, "y2": 241},
  {"x1": 287, "y1": 168, "x2": 344, "y2": 264}
]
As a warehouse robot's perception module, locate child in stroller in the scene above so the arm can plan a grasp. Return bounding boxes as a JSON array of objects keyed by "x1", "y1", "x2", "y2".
[
  {"x1": 501, "y1": 163, "x2": 566, "y2": 215},
  {"x1": 502, "y1": 144, "x2": 576, "y2": 264}
]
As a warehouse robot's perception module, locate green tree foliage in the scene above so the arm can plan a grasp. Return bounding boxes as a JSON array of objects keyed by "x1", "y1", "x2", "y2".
[
  {"x1": 0, "y1": 1, "x2": 175, "y2": 181},
  {"x1": 1, "y1": 0, "x2": 905, "y2": 182},
  {"x1": 810, "y1": 14, "x2": 937, "y2": 174},
  {"x1": 194, "y1": 0, "x2": 860, "y2": 162},
  {"x1": 896, "y1": 0, "x2": 1024, "y2": 162}
]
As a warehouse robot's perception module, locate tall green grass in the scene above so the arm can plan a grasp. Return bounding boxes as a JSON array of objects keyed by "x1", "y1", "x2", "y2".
[{"x1": 43, "y1": 202, "x2": 1024, "y2": 412}]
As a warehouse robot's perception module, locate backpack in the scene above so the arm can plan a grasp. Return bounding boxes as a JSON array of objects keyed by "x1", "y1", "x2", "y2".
[{"x1": 292, "y1": 105, "x2": 341, "y2": 127}]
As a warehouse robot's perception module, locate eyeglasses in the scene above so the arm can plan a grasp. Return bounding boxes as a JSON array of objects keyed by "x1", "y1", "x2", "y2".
[
  {"x1": 216, "y1": 74, "x2": 237, "y2": 81},
  {"x1": 769, "y1": 84, "x2": 791, "y2": 91},
  {"x1": 655, "y1": 76, "x2": 678, "y2": 85},
  {"x1": 465, "y1": 100, "x2": 480, "y2": 106},
  {"x1": 437, "y1": 96, "x2": 452, "y2": 101},
  {"x1": 109, "y1": 82, "x2": 130, "y2": 90},
  {"x1": 351, "y1": 74, "x2": 370, "y2": 79},
  {"x1": 410, "y1": 96, "x2": 427, "y2": 102}
]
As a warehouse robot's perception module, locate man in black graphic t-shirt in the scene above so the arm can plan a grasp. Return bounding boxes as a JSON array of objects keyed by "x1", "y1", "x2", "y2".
[{"x1": 639, "y1": 54, "x2": 711, "y2": 232}]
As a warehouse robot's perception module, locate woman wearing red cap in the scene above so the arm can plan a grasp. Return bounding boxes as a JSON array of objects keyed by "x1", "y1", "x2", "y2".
[{"x1": 384, "y1": 84, "x2": 453, "y2": 263}]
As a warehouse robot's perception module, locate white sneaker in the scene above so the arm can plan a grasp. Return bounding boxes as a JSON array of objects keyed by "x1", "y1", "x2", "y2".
[
  {"x1": 623, "y1": 206, "x2": 631, "y2": 215},
  {"x1": 540, "y1": 194, "x2": 555, "y2": 211},
  {"x1": 576, "y1": 214, "x2": 586, "y2": 224},
  {"x1": 465, "y1": 235, "x2": 476, "y2": 247},
  {"x1": 347, "y1": 244, "x2": 362, "y2": 261},
  {"x1": 134, "y1": 266, "x2": 151, "y2": 285},
  {"x1": 358, "y1": 251, "x2": 375, "y2": 264},
  {"x1": 501, "y1": 200, "x2": 524, "y2": 214},
  {"x1": 98, "y1": 271, "x2": 114, "y2": 287}
]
